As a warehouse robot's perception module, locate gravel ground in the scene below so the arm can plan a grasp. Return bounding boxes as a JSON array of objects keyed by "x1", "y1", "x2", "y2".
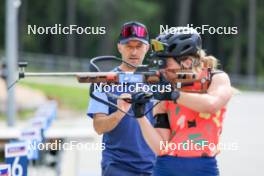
[
  {"x1": 0, "y1": 78, "x2": 47, "y2": 112},
  {"x1": 2, "y1": 77, "x2": 263, "y2": 176},
  {"x1": 218, "y1": 91, "x2": 264, "y2": 175}
]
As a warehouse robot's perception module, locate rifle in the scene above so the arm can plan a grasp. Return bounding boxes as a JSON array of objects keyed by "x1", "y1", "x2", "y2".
[
  {"x1": 17, "y1": 62, "x2": 211, "y2": 92},
  {"x1": 11, "y1": 58, "x2": 212, "y2": 116}
]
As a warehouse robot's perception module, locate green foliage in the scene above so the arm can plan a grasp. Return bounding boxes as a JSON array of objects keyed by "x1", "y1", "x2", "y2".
[
  {"x1": 0, "y1": 0, "x2": 263, "y2": 76},
  {"x1": 256, "y1": 0, "x2": 264, "y2": 75}
]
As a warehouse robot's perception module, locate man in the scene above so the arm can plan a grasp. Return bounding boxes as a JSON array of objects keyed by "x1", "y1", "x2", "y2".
[{"x1": 87, "y1": 21, "x2": 155, "y2": 176}]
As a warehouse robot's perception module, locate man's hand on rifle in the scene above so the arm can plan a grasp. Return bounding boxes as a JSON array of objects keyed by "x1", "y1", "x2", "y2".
[
  {"x1": 131, "y1": 92, "x2": 152, "y2": 118},
  {"x1": 117, "y1": 93, "x2": 132, "y2": 115}
]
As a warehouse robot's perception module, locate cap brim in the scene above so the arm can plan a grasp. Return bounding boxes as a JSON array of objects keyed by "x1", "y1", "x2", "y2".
[{"x1": 119, "y1": 37, "x2": 149, "y2": 45}]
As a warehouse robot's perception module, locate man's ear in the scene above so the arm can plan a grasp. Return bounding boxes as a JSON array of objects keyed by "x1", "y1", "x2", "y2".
[{"x1": 117, "y1": 43, "x2": 122, "y2": 53}]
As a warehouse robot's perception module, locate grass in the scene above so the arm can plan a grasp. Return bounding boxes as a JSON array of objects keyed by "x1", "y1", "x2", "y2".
[
  {"x1": 0, "y1": 109, "x2": 35, "y2": 121},
  {"x1": 0, "y1": 153, "x2": 4, "y2": 163},
  {"x1": 19, "y1": 81, "x2": 90, "y2": 111},
  {"x1": 0, "y1": 113, "x2": 5, "y2": 120}
]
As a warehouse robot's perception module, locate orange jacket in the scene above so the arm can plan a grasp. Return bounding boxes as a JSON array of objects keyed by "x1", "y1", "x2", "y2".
[{"x1": 159, "y1": 70, "x2": 226, "y2": 157}]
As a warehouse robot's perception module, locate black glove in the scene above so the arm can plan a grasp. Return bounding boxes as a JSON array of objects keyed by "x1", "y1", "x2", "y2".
[
  {"x1": 131, "y1": 92, "x2": 151, "y2": 118},
  {"x1": 155, "y1": 75, "x2": 180, "y2": 102},
  {"x1": 153, "y1": 90, "x2": 180, "y2": 102}
]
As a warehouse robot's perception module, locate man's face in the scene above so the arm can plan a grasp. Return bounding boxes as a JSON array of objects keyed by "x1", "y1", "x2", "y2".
[{"x1": 118, "y1": 40, "x2": 149, "y2": 66}]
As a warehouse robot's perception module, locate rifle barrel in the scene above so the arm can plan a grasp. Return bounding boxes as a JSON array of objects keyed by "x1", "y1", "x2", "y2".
[{"x1": 23, "y1": 72, "x2": 120, "y2": 77}]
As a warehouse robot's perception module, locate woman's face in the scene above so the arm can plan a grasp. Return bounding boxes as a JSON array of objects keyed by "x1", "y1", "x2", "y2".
[{"x1": 161, "y1": 57, "x2": 193, "y2": 81}]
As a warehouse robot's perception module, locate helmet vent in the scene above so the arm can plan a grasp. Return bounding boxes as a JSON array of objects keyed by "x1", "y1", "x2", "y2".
[
  {"x1": 168, "y1": 44, "x2": 177, "y2": 52},
  {"x1": 180, "y1": 35, "x2": 191, "y2": 40},
  {"x1": 165, "y1": 34, "x2": 173, "y2": 40},
  {"x1": 183, "y1": 45, "x2": 191, "y2": 51}
]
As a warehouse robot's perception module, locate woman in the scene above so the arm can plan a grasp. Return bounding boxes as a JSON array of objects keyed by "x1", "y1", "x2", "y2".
[{"x1": 131, "y1": 27, "x2": 233, "y2": 176}]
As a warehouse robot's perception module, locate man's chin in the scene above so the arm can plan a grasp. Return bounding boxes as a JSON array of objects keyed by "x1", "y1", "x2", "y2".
[
  {"x1": 127, "y1": 62, "x2": 139, "y2": 68},
  {"x1": 128, "y1": 60, "x2": 141, "y2": 66}
]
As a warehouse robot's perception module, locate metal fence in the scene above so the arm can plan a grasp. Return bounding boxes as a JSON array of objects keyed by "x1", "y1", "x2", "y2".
[
  {"x1": 19, "y1": 52, "x2": 92, "y2": 72},
  {"x1": 230, "y1": 74, "x2": 264, "y2": 91}
]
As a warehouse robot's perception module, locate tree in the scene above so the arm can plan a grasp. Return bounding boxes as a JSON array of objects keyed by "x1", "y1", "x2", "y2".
[{"x1": 247, "y1": 0, "x2": 257, "y2": 84}]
